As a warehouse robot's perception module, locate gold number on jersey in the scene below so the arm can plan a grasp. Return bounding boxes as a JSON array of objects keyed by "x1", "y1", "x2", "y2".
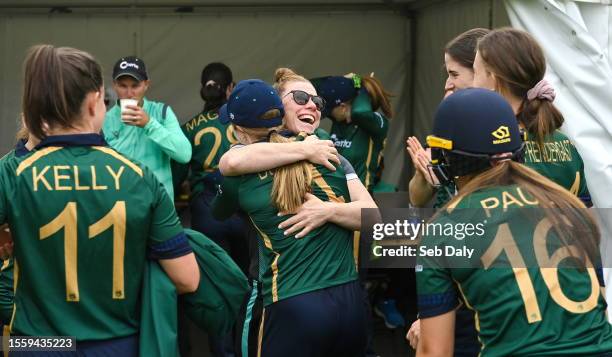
[
  {"x1": 533, "y1": 218, "x2": 599, "y2": 313},
  {"x1": 40, "y1": 202, "x2": 79, "y2": 301},
  {"x1": 89, "y1": 201, "x2": 127, "y2": 299},
  {"x1": 482, "y1": 218, "x2": 599, "y2": 323},
  {"x1": 226, "y1": 125, "x2": 238, "y2": 145},
  {"x1": 195, "y1": 127, "x2": 222, "y2": 172},
  {"x1": 39, "y1": 201, "x2": 127, "y2": 302}
]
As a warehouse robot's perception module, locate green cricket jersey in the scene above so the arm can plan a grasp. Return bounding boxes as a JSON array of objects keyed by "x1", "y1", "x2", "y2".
[
  {"x1": 417, "y1": 184, "x2": 612, "y2": 356},
  {"x1": 0, "y1": 139, "x2": 28, "y2": 166},
  {"x1": 172, "y1": 109, "x2": 237, "y2": 198},
  {"x1": 523, "y1": 130, "x2": 591, "y2": 206},
  {"x1": 432, "y1": 130, "x2": 590, "y2": 209},
  {"x1": 0, "y1": 152, "x2": 14, "y2": 166},
  {"x1": 330, "y1": 90, "x2": 389, "y2": 192},
  {"x1": 0, "y1": 141, "x2": 29, "y2": 326},
  {"x1": 0, "y1": 258, "x2": 13, "y2": 325},
  {"x1": 0, "y1": 134, "x2": 188, "y2": 340},
  {"x1": 212, "y1": 161, "x2": 358, "y2": 306}
]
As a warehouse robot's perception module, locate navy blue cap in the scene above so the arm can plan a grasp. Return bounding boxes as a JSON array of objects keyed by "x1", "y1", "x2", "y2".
[
  {"x1": 113, "y1": 56, "x2": 148, "y2": 81},
  {"x1": 219, "y1": 79, "x2": 284, "y2": 128},
  {"x1": 427, "y1": 88, "x2": 521, "y2": 154},
  {"x1": 310, "y1": 76, "x2": 358, "y2": 118}
]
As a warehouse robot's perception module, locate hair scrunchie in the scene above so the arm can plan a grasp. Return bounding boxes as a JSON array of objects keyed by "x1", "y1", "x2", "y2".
[{"x1": 526, "y1": 79, "x2": 556, "y2": 102}]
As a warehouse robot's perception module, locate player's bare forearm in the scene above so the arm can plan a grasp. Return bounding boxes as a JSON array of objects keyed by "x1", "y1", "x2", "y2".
[
  {"x1": 159, "y1": 253, "x2": 200, "y2": 294},
  {"x1": 417, "y1": 311, "x2": 455, "y2": 357},
  {"x1": 332, "y1": 178, "x2": 377, "y2": 230},
  {"x1": 409, "y1": 172, "x2": 434, "y2": 207},
  {"x1": 278, "y1": 183, "x2": 376, "y2": 238},
  {"x1": 219, "y1": 142, "x2": 308, "y2": 176},
  {"x1": 326, "y1": 199, "x2": 377, "y2": 231},
  {"x1": 219, "y1": 139, "x2": 339, "y2": 176}
]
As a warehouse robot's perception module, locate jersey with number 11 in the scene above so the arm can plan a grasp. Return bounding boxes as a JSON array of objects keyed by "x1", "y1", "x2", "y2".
[{"x1": 0, "y1": 137, "x2": 184, "y2": 340}]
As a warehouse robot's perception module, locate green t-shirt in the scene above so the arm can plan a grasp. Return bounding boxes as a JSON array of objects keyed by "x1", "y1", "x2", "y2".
[
  {"x1": 212, "y1": 162, "x2": 358, "y2": 306},
  {"x1": 172, "y1": 109, "x2": 237, "y2": 198},
  {"x1": 417, "y1": 184, "x2": 612, "y2": 356},
  {"x1": 0, "y1": 134, "x2": 186, "y2": 340},
  {"x1": 0, "y1": 143, "x2": 26, "y2": 326},
  {"x1": 0, "y1": 151, "x2": 14, "y2": 166},
  {"x1": 330, "y1": 90, "x2": 389, "y2": 192},
  {"x1": 523, "y1": 130, "x2": 591, "y2": 206},
  {"x1": 432, "y1": 130, "x2": 590, "y2": 210}
]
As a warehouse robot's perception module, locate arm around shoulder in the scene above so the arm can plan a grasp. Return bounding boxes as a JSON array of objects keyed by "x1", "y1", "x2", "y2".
[{"x1": 219, "y1": 138, "x2": 339, "y2": 176}]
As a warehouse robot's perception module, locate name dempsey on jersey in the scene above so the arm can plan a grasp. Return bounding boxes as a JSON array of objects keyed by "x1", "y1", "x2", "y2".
[
  {"x1": 30, "y1": 165, "x2": 126, "y2": 191},
  {"x1": 373, "y1": 245, "x2": 474, "y2": 259}
]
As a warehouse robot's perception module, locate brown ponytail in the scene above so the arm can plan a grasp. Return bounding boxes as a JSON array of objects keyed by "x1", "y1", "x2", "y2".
[
  {"x1": 360, "y1": 76, "x2": 394, "y2": 119},
  {"x1": 22, "y1": 44, "x2": 103, "y2": 140},
  {"x1": 477, "y1": 28, "x2": 563, "y2": 147}
]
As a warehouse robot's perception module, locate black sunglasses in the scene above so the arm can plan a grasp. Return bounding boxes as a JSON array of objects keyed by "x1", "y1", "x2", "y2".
[{"x1": 284, "y1": 90, "x2": 326, "y2": 111}]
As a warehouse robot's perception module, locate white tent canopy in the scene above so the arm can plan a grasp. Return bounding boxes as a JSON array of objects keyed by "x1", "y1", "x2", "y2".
[{"x1": 506, "y1": 0, "x2": 612, "y2": 320}]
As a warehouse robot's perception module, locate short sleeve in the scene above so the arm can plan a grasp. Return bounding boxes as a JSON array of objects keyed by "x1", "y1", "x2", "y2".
[
  {"x1": 416, "y1": 216, "x2": 460, "y2": 318},
  {"x1": 416, "y1": 264, "x2": 459, "y2": 318},
  {"x1": 148, "y1": 175, "x2": 184, "y2": 244},
  {"x1": 146, "y1": 170, "x2": 191, "y2": 259}
]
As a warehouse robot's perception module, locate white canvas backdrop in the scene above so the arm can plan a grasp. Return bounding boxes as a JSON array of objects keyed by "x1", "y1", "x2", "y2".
[{"x1": 506, "y1": 0, "x2": 612, "y2": 320}]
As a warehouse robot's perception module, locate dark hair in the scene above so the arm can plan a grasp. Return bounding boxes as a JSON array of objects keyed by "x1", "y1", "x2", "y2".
[
  {"x1": 445, "y1": 28, "x2": 490, "y2": 69},
  {"x1": 478, "y1": 28, "x2": 563, "y2": 147},
  {"x1": 200, "y1": 62, "x2": 233, "y2": 112},
  {"x1": 22, "y1": 44, "x2": 103, "y2": 140}
]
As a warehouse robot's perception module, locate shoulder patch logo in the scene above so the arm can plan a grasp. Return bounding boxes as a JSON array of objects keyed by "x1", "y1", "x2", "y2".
[{"x1": 492, "y1": 126, "x2": 511, "y2": 144}]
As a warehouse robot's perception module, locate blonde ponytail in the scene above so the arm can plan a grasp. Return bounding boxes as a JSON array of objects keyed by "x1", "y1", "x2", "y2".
[{"x1": 269, "y1": 131, "x2": 313, "y2": 213}]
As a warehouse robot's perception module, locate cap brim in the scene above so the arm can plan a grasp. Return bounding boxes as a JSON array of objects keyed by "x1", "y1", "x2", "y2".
[
  {"x1": 113, "y1": 71, "x2": 146, "y2": 82},
  {"x1": 218, "y1": 104, "x2": 230, "y2": 125}
]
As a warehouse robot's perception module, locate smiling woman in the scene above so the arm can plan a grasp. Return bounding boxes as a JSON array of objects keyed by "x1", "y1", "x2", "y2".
[
  {"x1": 212, "y1": 78, "x2": 372, "y2": 357},
  {"x1": 407, "y1": 28, "x2": 490, "y2": 210}
]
